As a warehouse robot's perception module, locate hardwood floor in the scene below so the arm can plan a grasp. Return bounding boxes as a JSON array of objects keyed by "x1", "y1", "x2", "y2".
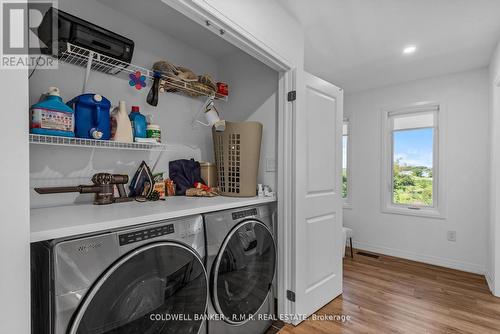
[{"x1": 279, "y1": 250, "x2": 500, "y2": 334}]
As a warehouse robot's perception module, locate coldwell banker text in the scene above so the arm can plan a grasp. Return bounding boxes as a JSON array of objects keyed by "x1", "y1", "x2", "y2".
[{"x1": 149, "y1": 313, "x2": 350, "y2": 323}]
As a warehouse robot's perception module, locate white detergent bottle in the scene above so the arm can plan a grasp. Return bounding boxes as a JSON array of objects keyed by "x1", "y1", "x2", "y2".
[{"x1": 110, "y1": 101, "x2": 133, "y2": 143}]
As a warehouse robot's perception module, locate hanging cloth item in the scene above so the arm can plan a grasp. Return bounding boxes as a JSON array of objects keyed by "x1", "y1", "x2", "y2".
[{"x1": 169, "y1": 159, "x2": 204, "y2": 196}]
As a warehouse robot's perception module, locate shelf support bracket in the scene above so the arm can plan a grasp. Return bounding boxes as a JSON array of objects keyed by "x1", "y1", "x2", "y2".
[{"x1": 82, "y1": 51, "x2": 94, "y2": 93}]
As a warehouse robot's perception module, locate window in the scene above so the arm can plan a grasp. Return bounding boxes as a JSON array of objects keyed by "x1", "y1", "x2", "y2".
[
  {"x1": 381, "y1": 104, "x2": 445, "y2": 218},
  {"x1": 342, "y1": 119, "x2": 351, "y2": 206}
]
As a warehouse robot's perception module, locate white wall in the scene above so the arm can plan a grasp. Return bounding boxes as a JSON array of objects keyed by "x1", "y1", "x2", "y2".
[
  {"x1": 488, "y1": 41, "x2": 500, "y2": 296},
  {"x1": 218, "y1": 51, "x2": 278, "y2": 190},
  {"x1": 0, "y1": 45, "x2": 30, "y2": 334},
  {"x1": 344, "y1": 68, "x2": 490, "y2": 274}
]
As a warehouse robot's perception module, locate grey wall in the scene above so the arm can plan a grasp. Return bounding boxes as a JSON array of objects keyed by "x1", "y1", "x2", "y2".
[{"x1": 218, "y1": 52, "x2": 279, "y2": 190}]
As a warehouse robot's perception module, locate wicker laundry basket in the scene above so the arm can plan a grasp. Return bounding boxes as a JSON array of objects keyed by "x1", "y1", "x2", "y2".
[{"x1": 212, "y1": 121, "x2": 263, "y2": 197}]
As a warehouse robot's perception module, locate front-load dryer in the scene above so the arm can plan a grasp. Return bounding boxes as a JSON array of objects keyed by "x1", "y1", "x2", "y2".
[
  {"x1": 31, "y1": 215, "x2": 208, "y2": 334},
  {"x1": 203, "y1": 203, "x2": 277, "y2": 334}
]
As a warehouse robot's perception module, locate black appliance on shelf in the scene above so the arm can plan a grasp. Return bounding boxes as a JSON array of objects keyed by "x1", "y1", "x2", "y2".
[{"x1": 37, "y1": 8, "x2": 134, "y2": 66}]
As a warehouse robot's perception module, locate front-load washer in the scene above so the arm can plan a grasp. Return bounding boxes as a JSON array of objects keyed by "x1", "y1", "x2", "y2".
[
  {"x1": 203, "y1": 203, "x2": 277, "y2": 334},
  {"x1": 31, "y1": 215, "x2": 208, "y2": 334}
]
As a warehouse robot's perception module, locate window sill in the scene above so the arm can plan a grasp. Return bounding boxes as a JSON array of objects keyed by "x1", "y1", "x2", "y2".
[{"x1": 381, "y1": 206, "x2": 445, "y2": 219}]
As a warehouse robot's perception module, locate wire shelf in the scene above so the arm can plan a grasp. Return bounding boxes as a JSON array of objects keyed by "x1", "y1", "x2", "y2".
[
  {"x1": 29, "y1": 134, "x2": 167, "y2": 151},
  {"x1": 58, "y1": 43, "x2": 227, "y2": 101}
]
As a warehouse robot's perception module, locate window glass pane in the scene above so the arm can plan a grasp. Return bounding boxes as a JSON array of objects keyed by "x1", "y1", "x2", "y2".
[
  {"x1": 393, "y1": 128, "x2": 433, "y2": 207},
  {"x1": 392, "y1": 112, "x2": 434, "y2": 131},
  {"x1": 342, "y1": 135, "x2": 348, "y2": 199}
]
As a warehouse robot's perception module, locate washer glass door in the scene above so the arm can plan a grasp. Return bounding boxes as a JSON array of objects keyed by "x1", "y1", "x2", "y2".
[
  {"x1": 69, "y1": 242, "x2": 207, "y2": 334},
  {"x1": 212, "y1": 220, "x2": 276, "y2": 324}
]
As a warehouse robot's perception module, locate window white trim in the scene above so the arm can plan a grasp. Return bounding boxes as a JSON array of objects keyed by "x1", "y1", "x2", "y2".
[
  {"x1": 380, "y1": 102, "x2": 446, "y2": 219},
  {"x1": 342, "y1": 117, "x2": 352, "y2": 208}
]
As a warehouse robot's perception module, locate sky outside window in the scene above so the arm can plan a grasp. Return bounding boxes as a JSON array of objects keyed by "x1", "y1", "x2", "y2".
[{"x1": 392, "y1": 127, "x2": 433, "y2": 206}]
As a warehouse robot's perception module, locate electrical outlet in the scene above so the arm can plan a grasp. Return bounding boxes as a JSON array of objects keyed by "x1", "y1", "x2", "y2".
[
  {"x1": 266, "y1": 158, "x2": 276, "y2": 172},
  {"x1": 447, "y1": 231, "x2": 456, "y2": 242}
]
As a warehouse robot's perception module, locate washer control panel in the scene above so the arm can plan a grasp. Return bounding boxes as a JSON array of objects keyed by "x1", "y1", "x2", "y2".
[
  {"x1": 119, "y1": 224, "x2": 175, "y2": 246},
  {"x1": 232, "y1": 208, "x2": 258, "y2": 220}
]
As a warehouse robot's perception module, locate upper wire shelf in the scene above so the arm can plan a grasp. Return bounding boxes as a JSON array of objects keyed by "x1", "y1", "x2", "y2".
[{"x1": 58, "y1": 43, "x2": 228, "y2": 101}]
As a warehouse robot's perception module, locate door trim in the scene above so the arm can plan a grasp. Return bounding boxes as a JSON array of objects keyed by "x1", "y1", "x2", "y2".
[
  {"x1": 162, "y1": 0, "x2": 292, "y2": 72},
  {"x1": 160, "y1": 0, "x2": 296, "y2": 320},
  {"x1": 67, "y1": 241, "x2": 208, "y2": 334}
]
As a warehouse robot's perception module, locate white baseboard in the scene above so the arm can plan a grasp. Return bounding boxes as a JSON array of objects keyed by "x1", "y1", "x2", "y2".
[
  {"x1": 485, "y1": 271, "x2": 496, "y2": 296},
  {"x1": 353, "y1": 241, "x2": 485, "y2": 275},
  {"x1": 485, "y1": 271, "x2": 500, "y2": 297}
]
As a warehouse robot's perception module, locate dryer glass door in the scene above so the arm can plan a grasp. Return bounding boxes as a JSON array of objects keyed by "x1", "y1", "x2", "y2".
[
  {"x1": 68, "y1": 242, "x2": 207, "y2": 334},
  {"x1": 212, "y1": 220, "x2": 276, "y2": 324}
]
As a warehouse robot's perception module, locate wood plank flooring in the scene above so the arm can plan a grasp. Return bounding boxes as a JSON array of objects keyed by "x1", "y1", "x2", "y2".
[{"x1": 279, "y1": 250, "x2": 500, "y2": 334}]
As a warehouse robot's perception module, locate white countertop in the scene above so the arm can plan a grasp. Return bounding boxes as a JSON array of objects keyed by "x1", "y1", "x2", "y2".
[{"x1": 30, "y1": 196, "x2": 276, "y2": 242}]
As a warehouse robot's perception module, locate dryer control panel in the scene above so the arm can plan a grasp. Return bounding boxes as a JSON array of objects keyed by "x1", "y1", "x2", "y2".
[
  {"x1": 119, "y1": 224, "x2": 174, "y2": 245},
  {"x1": 232, "y1": 208, "x2": 258, "y2": 220}
]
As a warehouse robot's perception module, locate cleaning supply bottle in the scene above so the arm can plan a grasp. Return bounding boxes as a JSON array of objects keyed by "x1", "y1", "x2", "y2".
[
  {"x1": 129, "y1": 106, "x2": 147, "y2": 140},
  {"x1": 31, "y1": 87, "x2": 75, "y2": 137},
  {"x1": 67, "y1": 94, "x2": 112, "y2": 140},
  {"x1": 110, "y1": 101, "x2": 133, "y2": 143}
]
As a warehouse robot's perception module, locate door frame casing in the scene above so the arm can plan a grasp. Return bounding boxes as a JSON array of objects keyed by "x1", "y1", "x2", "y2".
[{"x1": 160, "y1": 0, "x2": 296, "y2": 319}]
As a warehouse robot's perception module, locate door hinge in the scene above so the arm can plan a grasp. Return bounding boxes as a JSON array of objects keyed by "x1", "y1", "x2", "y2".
[
  {"x1": 287, "y1": 90, "x2": 296, "y2": 102},
  {"x1": 286, "y1": 290, "x2": 296, "y2": 302}
]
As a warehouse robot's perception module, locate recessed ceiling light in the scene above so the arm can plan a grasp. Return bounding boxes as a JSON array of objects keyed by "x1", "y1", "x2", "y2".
[{"x1": 403, "y1": 45, "x2": 417, "y2": 55}]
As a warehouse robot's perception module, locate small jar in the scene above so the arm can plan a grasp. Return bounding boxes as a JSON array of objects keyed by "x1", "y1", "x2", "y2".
[
  {"x1": 146, "y1": 124, "x2": 161, "y2": 142},
  {"x1": 199, "y1": 162, "x2": 217, "y2": 188}
]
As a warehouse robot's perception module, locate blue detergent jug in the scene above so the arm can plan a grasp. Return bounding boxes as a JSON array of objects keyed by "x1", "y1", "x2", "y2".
[
  {"x1": 31, "y1": 87, "x2": 75, "y2": 137},
  {"x1": 67, "y1": 94, "x2": 112, "y2": 140},
  {"x1": 129, "y1": 106, "x2": 147, "y2": 139}
]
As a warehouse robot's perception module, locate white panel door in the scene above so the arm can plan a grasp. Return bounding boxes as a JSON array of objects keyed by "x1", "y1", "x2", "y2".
[{"x1": 291, "y1": 71, "x2": 343, "y2": 323}]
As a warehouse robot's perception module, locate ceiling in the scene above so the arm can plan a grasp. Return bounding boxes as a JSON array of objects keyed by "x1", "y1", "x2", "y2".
[
  {"x1": 99, "y1": 0, "x2": 239, "y2": 58},
  {"x1": 277, "y1": 0, "x2": 500, "y2": 93}
]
